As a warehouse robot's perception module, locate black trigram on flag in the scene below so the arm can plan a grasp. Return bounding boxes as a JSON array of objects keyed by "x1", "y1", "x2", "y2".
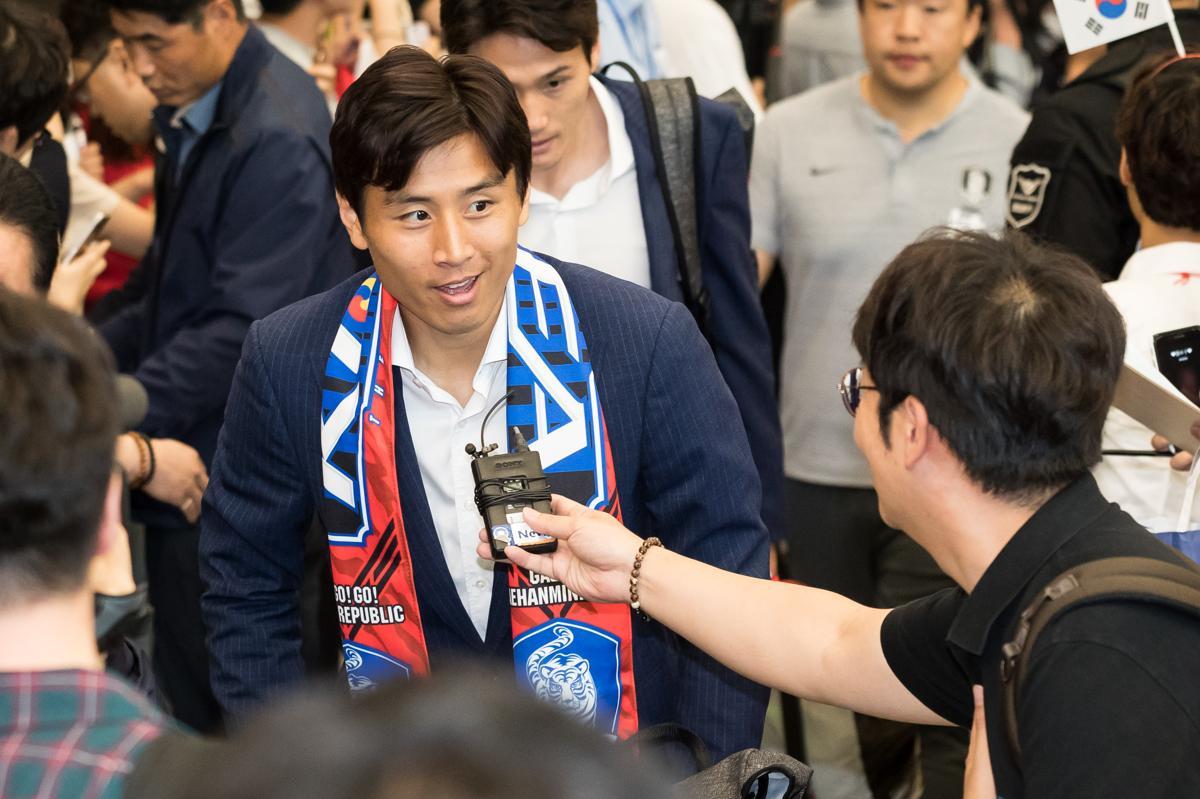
[
  {"x1": 1135, "y1": 1, "x2": 1149, "y2": 18},
  {"x1": 1086, "y1": 17, "x2": 1104, "y2": 33}
]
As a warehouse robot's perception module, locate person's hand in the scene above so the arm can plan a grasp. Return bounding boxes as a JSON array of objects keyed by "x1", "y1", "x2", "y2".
[
  {"x1": 963, "y1": 685, "x2": 997, "y2": 799},
  {"x1": 308, "y1": 61, "x2": 339, "y2": 97},
  {"x1": 143, "y1": 438, "x2": 208, "y2": 523},
  {"x1": 476, "y1": 494, "x2": 643, "y2": 603},
  {"x1": 79, "y1": 141, "x2": 105, "y2": 182},
  {"x1": 325, "y1": 16, "x2": 362, "y2": 69},
  {"x1": 1152, "y1": 420, "x2": 1200, "y2": 471},
  {"x1": 48, "y1": 240, "x2": 110, "y2": 315}
]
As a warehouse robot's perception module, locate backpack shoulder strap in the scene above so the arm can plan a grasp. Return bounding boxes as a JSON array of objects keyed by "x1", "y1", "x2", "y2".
[
  {"x1": 1000, "y1": 556, "x2": 1200, "y2": 767},
  {"x1": 600, "y1": 62, "x2": 709, "y2": 337}
]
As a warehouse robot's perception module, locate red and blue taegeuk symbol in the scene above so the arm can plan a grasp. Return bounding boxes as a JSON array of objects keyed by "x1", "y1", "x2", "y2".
[{"x1": 1096, "y1": 0, "x2": 1127, "y2": 18}]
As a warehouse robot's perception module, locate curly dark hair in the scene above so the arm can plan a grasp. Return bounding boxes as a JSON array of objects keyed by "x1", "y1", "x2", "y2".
[{"x1": 1116, "y1": 53, "x2": 1200, "y2": 232}]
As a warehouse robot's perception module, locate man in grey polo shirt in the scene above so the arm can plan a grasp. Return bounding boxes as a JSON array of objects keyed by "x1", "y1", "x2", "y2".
[{"x1": 752, "y1": 0, "x2": 1027, "y2": 794}]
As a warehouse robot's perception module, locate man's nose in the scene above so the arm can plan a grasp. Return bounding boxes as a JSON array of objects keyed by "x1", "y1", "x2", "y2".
[
  {"x1": 895, "y1": 3, "x2": 923, "y2": 38},
  {"x1": 432, "y1": 214, "x2": 476, "y2": 267}
]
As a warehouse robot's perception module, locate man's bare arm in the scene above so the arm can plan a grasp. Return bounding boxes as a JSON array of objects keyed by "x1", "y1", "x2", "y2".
[
  {"x1": 756, "y1": 249, "x2": 776, "y2": 289},
  {"x1": 499, "y1": 496, "x2": 949, "y2": 726}
]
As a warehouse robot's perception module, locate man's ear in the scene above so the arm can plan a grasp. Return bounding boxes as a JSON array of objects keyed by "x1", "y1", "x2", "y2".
[
  {"x1": 336, "y1": 193, "x2": 370, "y2": 251},
  {"x1": 589, "y1": 40, "x2": 601, "y2": 71},
  {"x1": 207, "y1": 0, "x2": 239, "y2": 27},
  {"x1": 0, "y1": 126, "x2": 19, "y2": 157},
  {"x1": 897, "y1": 395, "x2": 933, "y2": 470},
  {"x1": 94, "y1": 472, "x2": 125, "y2": 559},
  {"x1": 1118, "y1": 147, "x2": 1132, "y2": 188},
  {"x1": 962, "y1": 3, "x2": 984, "y2": 50},
  {"x1": 518, "y1": 184, "x2": 531, "y2": 227}
]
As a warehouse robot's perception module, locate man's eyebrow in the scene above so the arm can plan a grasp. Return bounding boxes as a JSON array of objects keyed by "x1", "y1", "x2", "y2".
[
  {"x1": 122, "y1": 33, "x2": 166, "y2": 44},
  {"x1": 382, "y1": 192, "x2": 428, "y2": 206},
  {"x1": 462, "y1": 175, "x2": 506, "y2": 195},
  {"x1": 381, "y1": 175, "x2": 505, "y2": 205},
  {"x1": 540, "y1": 65, "x2": 571, "y2": 82},
  {"x1": 379, "y1": 172, "x2": 501, "y2": 203}
]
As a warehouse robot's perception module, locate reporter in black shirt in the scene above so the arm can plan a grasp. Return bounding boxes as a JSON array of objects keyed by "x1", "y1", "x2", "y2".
[{"x1": 491, "y1": 230, "x2": 1200, "y2": 799}]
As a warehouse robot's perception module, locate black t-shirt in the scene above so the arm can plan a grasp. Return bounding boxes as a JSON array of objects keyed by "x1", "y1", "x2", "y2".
[
  {"x1": 1006, "y1": 11, "x2": 1200, "y2": 281},
  {"x1": 881, "y1": 475, "x2": 1200, "y2": 799}
]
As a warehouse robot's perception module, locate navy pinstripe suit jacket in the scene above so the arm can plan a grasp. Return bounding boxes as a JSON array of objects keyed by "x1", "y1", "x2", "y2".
[{"x1": 200, "y1": 255, "x2": 770, "y2": 759}]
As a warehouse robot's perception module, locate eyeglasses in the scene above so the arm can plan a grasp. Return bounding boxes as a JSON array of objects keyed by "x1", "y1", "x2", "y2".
[{"x1": 838, "y1": 367, "x2": 878, "y2": 417}]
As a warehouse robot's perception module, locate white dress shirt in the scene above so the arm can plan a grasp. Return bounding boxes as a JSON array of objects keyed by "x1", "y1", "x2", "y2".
[
  {"x1": 392, "y1": 305, "x2": 509, "y2": 640},
  {"x1": 519, "y1": 77, "x2": 652, "y2": 289},
  {"x1": 1095, "y1": 242, "x2": 1200, "y2": 532}
]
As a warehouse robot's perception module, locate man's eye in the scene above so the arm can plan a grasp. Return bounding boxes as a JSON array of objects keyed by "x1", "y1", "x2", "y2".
[
  {"x1": 469, "y1": 200, "x2": 492, "y2": 214},
  {"x1": 402, "y1": 209, "x2": 430, "y2": 222},
  {"x1": 546, "y1": 79, "x2": 563, "y2": 90}
]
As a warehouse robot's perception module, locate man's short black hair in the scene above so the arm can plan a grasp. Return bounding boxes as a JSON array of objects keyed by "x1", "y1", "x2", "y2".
[
  {"x1": 1116, "y1": 53, "x2": 1200, "y2": 233},
  {"x1": 0, "y1": 288, "x2": 118, "y2": 607},
  {"x1": 852, "y1": 230, "x2": 1125, "y2": 504},
  {"x1": 441, "y1": 0, "x2": 599, "y2": 58},
  {"x1": 331, "y1": 46, "x2": 532, "y2": 215},
  {"x1": 258, "y1": 0, "x2": 304, "y2": 15},
  {"x1": 855, "y1": 0, "x2": 985, "y2": 16},
  {"x1": 106, "y1": 0, "x2": 247, "y2": 26},
  {"x1": 60, "y1": 0, "x2": 117, "y2": 62},
  {"x1": 0, "y1": 3, "x2": 70, "y2": 147},
  {"x1": 0, "y1": 153, "x2": 60, "y2": 292}
]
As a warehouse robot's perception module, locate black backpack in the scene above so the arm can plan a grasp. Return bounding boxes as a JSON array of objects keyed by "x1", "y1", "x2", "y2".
[{"x1": 599, "y1": 63, "x2": 755, "y2": 340}]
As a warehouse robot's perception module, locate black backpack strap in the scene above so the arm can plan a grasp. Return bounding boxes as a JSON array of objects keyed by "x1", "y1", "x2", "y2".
[
  {"x1": 600, "y1": 62, "x2": 709, "y2": 338},
  {"x1": 1000, "y1": 556, "x2": 1200, "y2": 767}
]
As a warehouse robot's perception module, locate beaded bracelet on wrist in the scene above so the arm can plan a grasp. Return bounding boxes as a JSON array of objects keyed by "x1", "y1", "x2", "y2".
[
  {"x1": 130, "y1": 432, "x2": 156, "y2": 489},
  {"x1": 629, "y1": 536, "x2": 663, "y2": 621}
]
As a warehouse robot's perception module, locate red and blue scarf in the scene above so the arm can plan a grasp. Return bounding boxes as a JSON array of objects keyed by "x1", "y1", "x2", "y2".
[{"x1": 319, "y1": 249, "x2": 639, "y2": 737}]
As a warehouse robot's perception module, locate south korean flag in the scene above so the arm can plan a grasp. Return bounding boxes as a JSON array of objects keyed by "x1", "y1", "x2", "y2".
[{"x1": 1052, "y1": 0, "x2": 1176, "y2": 53}]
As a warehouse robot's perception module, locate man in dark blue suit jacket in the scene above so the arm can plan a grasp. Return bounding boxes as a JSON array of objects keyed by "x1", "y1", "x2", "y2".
[
  {"x1": 200, "y1": 46, "x2": 768, "y2": 761},
  {"x1": 101, "y1": 0, "x2": 358, "y2": 731},
  {"x1": 440, "y1": 0, "x2": 785, "y2": 542}
]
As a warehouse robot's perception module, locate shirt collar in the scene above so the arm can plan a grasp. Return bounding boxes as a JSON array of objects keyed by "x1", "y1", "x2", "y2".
[
  {"x1": 945, "y1": 474, "x2": 1112, "y2": 656},
  {"x1": 1117, "y1": 241, "x2": 1200, "y2": 282},
  {"x1": 390, "y1": 292, "x2": 510, "y2": 386},
  {"x1": 529, "y1": 76, "x2": 634, "y2": 208},
  {"x1": 169, "y1": 79, "x2": 224, "y2": 136},
  {"x1": 257, "y1": 22, "x2": 316, "y2": 69},
  {"x1": 854, "y1": 69, "x2": 982, "y2": 142}
]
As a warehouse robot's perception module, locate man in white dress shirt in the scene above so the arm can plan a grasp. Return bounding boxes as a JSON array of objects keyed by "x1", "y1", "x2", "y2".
[
  {"x1": 1094, "y1": 54, "x2": 1200, "y2": 534},
  {"x1": 440, "y1": 0, "x2": 786, "y2": 543}
]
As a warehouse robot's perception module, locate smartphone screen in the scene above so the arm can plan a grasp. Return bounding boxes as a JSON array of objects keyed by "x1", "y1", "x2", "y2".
[{"x1": 1154, "y1": 325, "x2": 1200, "y2": 407}]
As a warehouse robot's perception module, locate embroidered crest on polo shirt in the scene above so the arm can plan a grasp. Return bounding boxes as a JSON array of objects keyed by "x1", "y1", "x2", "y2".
[{"x1": 1006, "y1": 164, "x2": 1052, "y2": 228}]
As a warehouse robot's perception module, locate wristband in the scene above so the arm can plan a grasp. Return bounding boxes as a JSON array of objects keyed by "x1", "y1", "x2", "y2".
[
  {"x1": 131, "y1": 432, "x2": 156, "y2": 489},
  {"x1": 629, "y1": 536, "x2": 663, "y2": 620}
]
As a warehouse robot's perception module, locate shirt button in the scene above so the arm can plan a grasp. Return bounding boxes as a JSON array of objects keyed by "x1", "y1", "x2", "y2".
[{"x1": 475, "y1": 579, "x2": 487, "y2": 590}]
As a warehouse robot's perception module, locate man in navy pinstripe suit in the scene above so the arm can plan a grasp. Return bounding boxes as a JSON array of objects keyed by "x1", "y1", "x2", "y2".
[{"x1": 199, "y1": 46, "x2": 768, "y2": 761}]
